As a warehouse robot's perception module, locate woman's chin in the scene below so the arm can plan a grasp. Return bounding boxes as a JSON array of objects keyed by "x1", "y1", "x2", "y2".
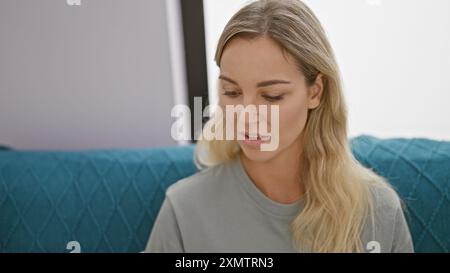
[{"x1": 238, "y1": 141, "x2": 278, "y2": 162}]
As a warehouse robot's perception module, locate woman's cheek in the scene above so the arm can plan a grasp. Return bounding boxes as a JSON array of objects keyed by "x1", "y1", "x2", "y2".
[{"x1": 278, "y1": 104, "x2": 308, "y2": 147}]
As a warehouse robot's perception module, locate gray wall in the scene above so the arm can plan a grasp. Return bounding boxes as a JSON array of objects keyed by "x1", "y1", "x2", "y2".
[{"x1": 0, "y1": 0, "x2": 182, "y2": 150}]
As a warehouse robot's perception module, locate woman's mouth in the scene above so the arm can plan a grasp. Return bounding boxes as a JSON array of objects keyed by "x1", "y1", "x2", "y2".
[{"x1": 239, "y1": 132, "x2": 271, "y2": 147}]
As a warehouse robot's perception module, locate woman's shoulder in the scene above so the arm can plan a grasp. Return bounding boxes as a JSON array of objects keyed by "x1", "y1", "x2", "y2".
[
  {"x1": 369, "y1": 183, "x2": 402, "y2": 211},
  {"x1": 164, "y1": 160, "x2": 235, "y2": 206},
  {"x1": 365, "y1": 183, "x2": 414, "y2": 252},
  {"x1": 368, "y1": 183, "x2": 404, "y2": 222}
]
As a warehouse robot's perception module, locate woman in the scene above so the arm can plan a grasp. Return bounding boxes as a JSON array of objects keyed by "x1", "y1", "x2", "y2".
[{"x1": 145, "y1": 0, "x2": 414, "y2": 253}]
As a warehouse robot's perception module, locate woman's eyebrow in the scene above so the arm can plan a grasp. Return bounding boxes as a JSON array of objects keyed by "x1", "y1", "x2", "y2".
[
  {"x1": 256, "y1": 79, "x2": 291, "y2": 88},
  {"x1": 219, "y1": 75, "x2": 238, "y2": 85},
  {"x1": 219, "y1": 75, "x2": 291, "y2": 87}
]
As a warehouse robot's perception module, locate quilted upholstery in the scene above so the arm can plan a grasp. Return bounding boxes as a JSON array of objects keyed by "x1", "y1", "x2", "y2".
[
  {"x1": 0, "y1": 135, "x2": 449, "y2": 252},
  {"x1": 350, "y1": 135, "x2": 450, "y2": 253},
  {"x1": 0, "y1": 146, "x2": 197, "y2": 253}
]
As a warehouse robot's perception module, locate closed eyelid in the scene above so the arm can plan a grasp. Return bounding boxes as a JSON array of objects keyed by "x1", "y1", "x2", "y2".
[
  {"x1": 261, "y1": 89, "x2": 289, "y2": 96},
  {"x1": 221, "y1": 90, "x2": 286, "y2": 97},
  {"x1": 262, "y1": 94, "x2": 283, "y2": 97}
]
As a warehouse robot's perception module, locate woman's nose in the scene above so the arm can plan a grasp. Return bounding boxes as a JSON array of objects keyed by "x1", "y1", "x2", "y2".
[{"x1": 242, "y1": 93, "x2": 259, "y2": 107}]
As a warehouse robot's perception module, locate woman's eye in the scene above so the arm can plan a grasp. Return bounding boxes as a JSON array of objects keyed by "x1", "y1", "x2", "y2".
[
  {"x1": 262, "y1": 95, "x2": 284, "y2": 102},
  {"x1": 222, "y1": 91, "x2": 241, "y2": 98}
]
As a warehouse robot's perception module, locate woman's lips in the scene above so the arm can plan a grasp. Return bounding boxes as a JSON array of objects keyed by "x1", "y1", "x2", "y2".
[{"x1": 238, "y1": 132, "x2": 271, "y2": 146}]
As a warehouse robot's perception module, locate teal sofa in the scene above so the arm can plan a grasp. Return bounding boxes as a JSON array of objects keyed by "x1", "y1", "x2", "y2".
[{"x1": 0, "y1": 135, "x2": 449, "y2": 252}]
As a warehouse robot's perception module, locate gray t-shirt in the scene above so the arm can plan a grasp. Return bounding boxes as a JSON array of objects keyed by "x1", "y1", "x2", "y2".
[{"x1": 144, "y1": 156, "x2": 414, "y2": 253}]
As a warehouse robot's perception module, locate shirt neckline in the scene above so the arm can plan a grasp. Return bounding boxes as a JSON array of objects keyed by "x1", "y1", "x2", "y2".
[{"x1": 229, "y1": 154, "x2": 306, "y2": 218}]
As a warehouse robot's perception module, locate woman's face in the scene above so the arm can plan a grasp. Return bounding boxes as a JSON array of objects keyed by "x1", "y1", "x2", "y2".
[{"x1": 219, "y1": 36, "x2": 323, "y2": 162}]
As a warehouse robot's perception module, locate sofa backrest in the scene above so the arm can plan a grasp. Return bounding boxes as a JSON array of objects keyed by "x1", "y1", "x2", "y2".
[
  {"x1": 350, "y1": 135, "x2": 449, "y2": 253},
  {"x1": 0, "y1": 146, "x2": 197, "y2": 253},
  {"x1": 0, "y1": 135, "x2": 449, "y2": 252}
]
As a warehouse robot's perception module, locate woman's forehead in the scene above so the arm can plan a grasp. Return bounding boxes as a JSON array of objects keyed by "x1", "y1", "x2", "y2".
[{"x1": 220, "y1": 36, "x2": 301, "y2": 85}]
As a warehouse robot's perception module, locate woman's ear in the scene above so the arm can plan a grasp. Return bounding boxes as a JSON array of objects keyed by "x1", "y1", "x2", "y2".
[{"x1": 308, "y1": 73, "x2": 324, "y2": 109}]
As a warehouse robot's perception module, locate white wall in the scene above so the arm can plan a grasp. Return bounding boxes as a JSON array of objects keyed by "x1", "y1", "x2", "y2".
[
  {"x1": 203, "y1": 0, "x2": 450, "y2": 140},
  {"x1": 0, "y1": 0, "x2": 187, "y2": 150}
]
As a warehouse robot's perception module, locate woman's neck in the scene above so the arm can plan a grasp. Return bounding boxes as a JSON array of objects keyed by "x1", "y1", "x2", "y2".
[{"x1": 239, "y1": 143, "x2": 305, "y2": 205}]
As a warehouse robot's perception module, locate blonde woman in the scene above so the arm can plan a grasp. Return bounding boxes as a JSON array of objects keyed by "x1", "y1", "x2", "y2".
[{"x1": 145, "y1": 0, "x2": 414, "y2": 253}]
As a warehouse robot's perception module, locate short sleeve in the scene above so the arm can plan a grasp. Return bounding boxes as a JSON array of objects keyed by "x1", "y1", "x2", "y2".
[
  {"x1": 391, "y1": 205, "x2": 414, "y2": 253},
  {"x1": 143, "y1": 196, "x2": 185, "y2": 253}
]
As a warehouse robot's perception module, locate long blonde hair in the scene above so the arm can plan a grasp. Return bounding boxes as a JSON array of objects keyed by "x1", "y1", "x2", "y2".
[{"x1": 195, "y1": 0, "x2": 394, "y2": 252}]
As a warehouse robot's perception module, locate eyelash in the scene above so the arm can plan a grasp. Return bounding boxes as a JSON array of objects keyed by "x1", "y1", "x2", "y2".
[{"x1": 222, "y1": 91, "x2": 284, "y2": 102}]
